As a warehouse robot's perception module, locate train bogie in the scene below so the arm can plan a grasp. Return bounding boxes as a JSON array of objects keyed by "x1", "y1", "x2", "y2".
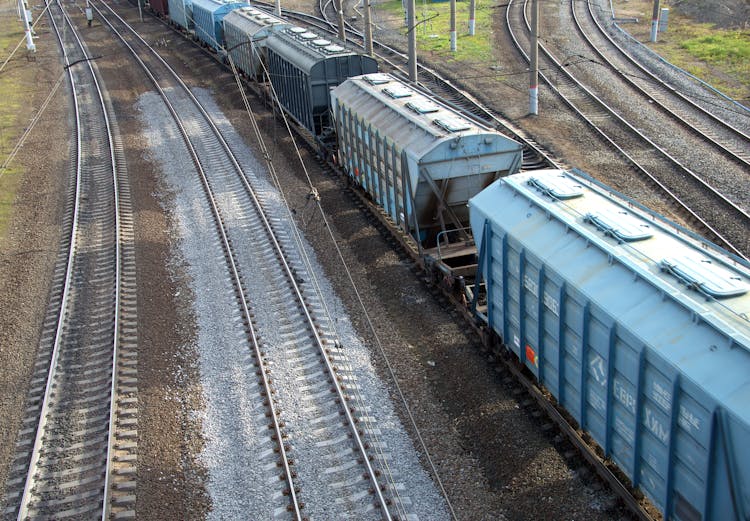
[
  {"x1": 470, "y1": 168, "x2": 750, "y2": 521},
  {"x1": 331, "y1": 73, "x2": 523, "y2": 248},
  {"x1": 265, "y1": 27, "x2": 378, "y2": 137}
]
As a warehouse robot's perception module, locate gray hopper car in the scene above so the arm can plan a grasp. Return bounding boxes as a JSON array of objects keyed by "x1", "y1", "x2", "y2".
[
  {"x1": 223, "y1": 7, "x2": 289, "y2": 80},
  {"x1": 331, "y1": 73, "x2": 523, "y2": 249}
]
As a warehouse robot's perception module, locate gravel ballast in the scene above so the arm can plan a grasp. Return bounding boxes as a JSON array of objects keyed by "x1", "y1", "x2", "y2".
[{"x1": 136, "y1": 88, "x2": 451, "y2": 519}]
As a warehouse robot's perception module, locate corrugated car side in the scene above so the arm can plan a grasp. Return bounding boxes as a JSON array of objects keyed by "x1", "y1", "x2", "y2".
[{"x1": 470, "y1": 169, "x2": 750, "y2": 521}]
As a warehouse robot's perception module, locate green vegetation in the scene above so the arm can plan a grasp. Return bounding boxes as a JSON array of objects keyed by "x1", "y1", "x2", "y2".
[
  {"x1": 681, "y1": 31, "x2": 750, "y2": 63},
  {"x1": 376, "y1": 0, "x2": 495, "y2": 62},
  {"x1": 0, "y1": 26, "x2": 28, "y2": 237},
  {"x1": 611, "y1": 0, "x2": 750, "y2": 102},
  {"x1": 659, "y1": 23, "x2": 750, "y2": 99}
]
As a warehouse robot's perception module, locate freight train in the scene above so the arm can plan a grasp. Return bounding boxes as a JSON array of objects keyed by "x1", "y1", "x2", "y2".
[{"x1": 143, "y1": 1, "x2": 750, "y2": 518}]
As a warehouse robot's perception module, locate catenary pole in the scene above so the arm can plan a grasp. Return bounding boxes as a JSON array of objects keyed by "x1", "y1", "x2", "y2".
[
  {"x1": 650, "y1": 0, "x2": 660, "y2": 42},
  {"x1": 363, "y1": 0, "x2": 373, "y2": 55},
  {"x1": 468, "y1": 0, "x2": 475, "y2": 35},
  {"x1": 336, "y1": 0, "x2": 347, "y2": 41},
  {"x1": 529, "y1": 0, "x2": 538, "y2": 114},
  {"x1": 20, "y1": 0, "x2": 35, "y2": 52},
  {"x1": 407, "y1": 0, "x2": 416, "y2": 81},
  {"x1": 450, "y1": 0, "x2": 456, "y2": 51}
]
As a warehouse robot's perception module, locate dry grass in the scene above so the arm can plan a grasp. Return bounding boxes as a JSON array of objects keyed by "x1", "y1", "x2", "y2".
[
  {"x1": 0, "y1": 13, "x2": 30, "y2": 238},
  {"x1": 611, "y1": 0, "x2": 750, "y2": 102}
]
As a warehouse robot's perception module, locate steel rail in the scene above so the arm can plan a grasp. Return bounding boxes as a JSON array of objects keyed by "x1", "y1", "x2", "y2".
[
  {"x1": 88, "y1": 2, "x2": 304, "y2": 518},
  {"x1": 577, "y1": 0, "x2": 750, "y2": 167},
  {"x1": 94, "y1": 2, "x2": 394, "y2": 517},
  {"x1": 16, "y1": 0, "x2": 121, "y2": 518},
  {"x1": 506, "y1": 0, "x2": 747, "y2": 260}
]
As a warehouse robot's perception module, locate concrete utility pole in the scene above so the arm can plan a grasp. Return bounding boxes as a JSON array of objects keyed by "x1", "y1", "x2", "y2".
[
  {"x1": 363, "y1": 0, "x2": 373, "y2": 55},
  {"x1": 407, "y1": 0, "x2": 416, "y2": 81},
  {"x1": 650, "y1": 0, "x2": 660, "y2": 42},
  {"x1": 449, "y1": 0, "x2": 456, "y2": 52},
  {"x1": 275, "y1": 0, "x2": 281, "y2": 17},
  {"x1": 468, "y1": 0, "x2": 475, "y2": 36},
  {"x1": 336, "y1": 0, "x2": 346, "y2": 41},
  {"x1": 529, "y1": 0, "x2": 538, "y2": 115},
  {"x1": 20, "y1": 0, "x2": 35, "y2": 52}
]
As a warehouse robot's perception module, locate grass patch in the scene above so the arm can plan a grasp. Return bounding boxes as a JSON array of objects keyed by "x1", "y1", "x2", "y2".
[
  {"x1": 611, "y1": 0, "x2": 750, "y2": 102},
  {"x1": 376, "y1": 0, "x2": 495, "y2": 62},
  {"x1": 681, "y1": 31, "x2": 750, "y2": 63},
  {"x1": 0, "y1": 24, "x2": 31, "y2": 238}
]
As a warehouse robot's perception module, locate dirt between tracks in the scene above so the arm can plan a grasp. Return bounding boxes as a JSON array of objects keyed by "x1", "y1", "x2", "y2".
[{"x1": 0, "y1": 3, "x2": 69, "y2": 503}]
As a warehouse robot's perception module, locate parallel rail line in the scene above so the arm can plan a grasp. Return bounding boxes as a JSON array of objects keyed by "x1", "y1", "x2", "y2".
[
  {"x1": 92, "y1": 2, "x2": 413, "y2": 518},
  {"x1": 506, "y1": 0, "x2": 749, "y2": 260},
  {"x1": 575, "y1": 0, "x2": 750, "y2": 169},
  {"x1": 2, "y1": 0, "x2": 137, "y2": 519}
]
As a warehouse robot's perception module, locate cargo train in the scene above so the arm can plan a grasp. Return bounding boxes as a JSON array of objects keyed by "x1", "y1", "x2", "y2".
[{"x1": 143, "y1": 1, "x2": 750, "y2": 518}]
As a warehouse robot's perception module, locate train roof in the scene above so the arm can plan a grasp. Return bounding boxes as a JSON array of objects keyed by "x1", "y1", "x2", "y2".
[
  {"x1": 222, "y1": 6, "x2": 289, "y2": 37},
  {"x1": 265, "y1": 26, "x2": 370, "y2": 72},
  {"x1": 191, "y1": 0, "x2": 246, "y2": 15},
  {"x1": 331, "y1": 73, "x2": 522, "y2": 163},
  {"x1": 470, "y1": 169, "x2": 750, "y2": 417},
  {"x1": 474, "y1": 168, "x2": 750, "y2": 342}
]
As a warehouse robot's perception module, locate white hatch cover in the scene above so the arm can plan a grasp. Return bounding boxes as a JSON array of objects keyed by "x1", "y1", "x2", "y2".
[
  {"x1": 528, "y1": 175, "x2": 584, "y2": 200},
  {"x1": 406, "y1": 99, "x2": 439, "y2": 114},
  {"x1": 660, "y1": 256, "x2": 749, "y2": 298},
  {"x1": 383, "y1": 84, "x2": 413, "y2": 98},
  {"x1": 433, "y1": 116, "x2": 471, "y2": 132},
  {"x1": 301, "y1": 31, "x2": 317, "y2": 39},
  {"x1": 364, "y1": 73, "x2": 391, "y2": 85},
  {"x1": 289, "y1": 26, "x2": 306, "y2": 33},
  {"x1": 312, "y1": 38, "x2": 331, "y2": 46},
  {"x1": 584, "y1": 209, "x2": 653, "y2": 242},
  {"x1": 324, "y1": 44, "x2": 345, "y2": 53}
]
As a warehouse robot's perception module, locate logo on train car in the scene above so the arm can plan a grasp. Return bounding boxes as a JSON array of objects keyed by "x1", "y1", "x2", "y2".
[{"x1": 525, "y1": 344, "x2": 538, "y2": 367}]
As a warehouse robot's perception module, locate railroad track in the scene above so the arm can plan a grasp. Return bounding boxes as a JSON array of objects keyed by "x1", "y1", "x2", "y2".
[
  {"x1": 1, "y1": 0, "x2": 138, "y2": 519},
  {"x1": 506, "y1": 0, "x2": 750, "y2": 259},
  {"x1": 90, "y1": 1, "x2": 423, "y2": 518},
  {"x1": 575, "y1": 0, "x2": 750, "y2": 169}
]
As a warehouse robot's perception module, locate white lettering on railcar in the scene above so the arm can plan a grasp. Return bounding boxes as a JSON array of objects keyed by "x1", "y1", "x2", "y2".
[
  {"x1": 678, "y1": 405, "x2": 702, "y2": 433},
  {"x1": 645, "y1": 407, "x2": 670, "y2": 444},
  {"x1": 652, "y1": 381, "x2": 672, "y2": 411},
  {"x1": 589, "y1": 354, "x2": 607, "y2": 386},
  {"x1": 523, "y1": 275, "x2": 538, "y2": 297},
  {"x1": 543, "y1": 291, "x2": 559, "y2": 316},
  {"x1": 614, "y1": 380, "x2": 637, "y2": 415},
  {"x1": 513, "y1": 334, "x2": 520, "y2": 348}
]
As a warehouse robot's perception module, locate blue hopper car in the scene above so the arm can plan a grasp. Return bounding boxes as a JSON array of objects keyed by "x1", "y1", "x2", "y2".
[
  {"x1": 470, "y1": 168, "x2": 750, "y2": 521},
  {"x1": 167, "y1": 0, "x2": 192, "y2": 31},
  {"x1": 191, "y1": 0, "x2": 246, "y2": 52}
]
